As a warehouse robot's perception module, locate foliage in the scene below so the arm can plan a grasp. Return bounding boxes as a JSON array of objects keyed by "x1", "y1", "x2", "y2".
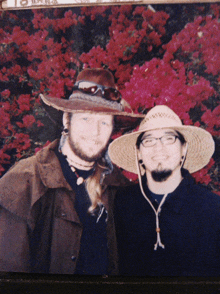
[{"x1": 0, "y1": 4, "x2": 219, "y2": 194}]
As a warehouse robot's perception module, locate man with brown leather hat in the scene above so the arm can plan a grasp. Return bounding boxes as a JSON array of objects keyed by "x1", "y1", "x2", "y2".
[{"x1": 0, "y1": 68, "x2": 144, "y2": 275}]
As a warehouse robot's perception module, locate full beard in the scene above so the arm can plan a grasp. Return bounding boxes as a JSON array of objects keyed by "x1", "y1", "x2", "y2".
[
  {"x1": 69, "y1": 137, "x2": 107, "y2": 162},
  {"x1": 151, "y1": 169, "x2": 172, "y2": 182}
]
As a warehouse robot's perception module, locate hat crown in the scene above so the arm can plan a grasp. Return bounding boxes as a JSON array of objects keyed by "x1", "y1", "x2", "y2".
[
  {"x1": 139, "y1": 105, "x2": 182, "y2": 131},
  {"x1": 76, "y1": 68, "x2": 116, "y2": 88}
]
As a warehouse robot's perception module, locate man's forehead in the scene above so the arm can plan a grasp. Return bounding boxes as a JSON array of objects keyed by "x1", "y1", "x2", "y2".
[
  {"x1": 142, "y1": 128, "x2": 178, "y2": 137},
  {"x1": 71, "y1": 112, "x2": 114, "y2": 120}
]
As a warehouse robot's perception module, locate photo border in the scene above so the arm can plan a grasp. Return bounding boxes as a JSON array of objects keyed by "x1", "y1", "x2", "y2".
[{"x1": 0, "y1": 2, "x2": 220, "y2": 292}]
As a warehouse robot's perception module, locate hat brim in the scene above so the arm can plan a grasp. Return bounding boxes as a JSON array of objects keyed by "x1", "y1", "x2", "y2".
[
  {"x1": 108, "y1": 125, "x2": 215, "y2": 174},
  {"x1": 40, "y1": 94, "x2": 145, "y2": 131}
]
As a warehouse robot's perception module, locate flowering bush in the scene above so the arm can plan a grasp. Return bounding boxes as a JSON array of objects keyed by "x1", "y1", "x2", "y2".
[
  {"x1": 80, "y1": 5, "x2": 169, "y2": 86},
  {"x1": 0, "y1": 4, "x2": 219, "y2": 194}
]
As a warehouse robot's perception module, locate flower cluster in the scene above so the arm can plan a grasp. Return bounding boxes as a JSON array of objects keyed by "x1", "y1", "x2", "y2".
[
  {"x1": 123, "y1": 58, "x2": 216, "y2": 115},
  {"x1": 0, "y1": 4, "x2": 219, "y2": 194},
  {"x1": 80, "y1": 5, "x2": 169, "y2": 86},
  {"x1": 163, "y1": 4, "x2": 220, "y2": 79}
]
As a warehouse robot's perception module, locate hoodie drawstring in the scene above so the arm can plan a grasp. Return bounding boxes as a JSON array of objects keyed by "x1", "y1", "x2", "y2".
[
  {"x1": 154, "y1": 193, "x2": 168, "y2": 250},
  {"x1": 135, "y1": 148, "x2": 168, "y2": 250}
]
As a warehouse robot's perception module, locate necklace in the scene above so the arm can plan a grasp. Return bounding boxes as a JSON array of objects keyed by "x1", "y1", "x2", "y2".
[
  {"x1": 66, "y1": 156, "x2": 94, "y2": 170},
  {"x1": 69, "y1": 165, "x2": 84, "y2": 185},
  {"x1": 59, "y1": 150, "x2": 95, "y2": 185},
  {"x1": 60, "y1": 141, "x2": 94, "y2": 170}
]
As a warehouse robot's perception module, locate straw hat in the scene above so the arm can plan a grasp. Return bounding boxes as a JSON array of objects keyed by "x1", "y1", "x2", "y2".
[
  {"x1": 108, "y1": 105, "x2": 215, "y2": 174},
  {"x1": 40, "y1": 68, "x2": 144, "y2": 130}
]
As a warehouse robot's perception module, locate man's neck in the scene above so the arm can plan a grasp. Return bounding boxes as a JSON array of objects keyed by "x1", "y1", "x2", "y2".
[
  {"x1": 146, "y1": 169, "x2": 183, "y2": 195},
  {"x1": 61, "y1": 140, "x2": 95, "y2": 171}
]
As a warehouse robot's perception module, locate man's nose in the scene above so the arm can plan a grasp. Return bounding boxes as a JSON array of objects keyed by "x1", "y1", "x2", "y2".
[
  {"x1": 154, "y1": 138, "x2": 164, "y2": 150},
  {"x1": 91, "y1": 122, "x2": 100, "y2": 136}
]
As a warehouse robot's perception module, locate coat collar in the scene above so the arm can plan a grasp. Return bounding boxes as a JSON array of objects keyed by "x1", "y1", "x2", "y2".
[{"x1": 36, "y1": 139, "x2": 72, "y2": 190}]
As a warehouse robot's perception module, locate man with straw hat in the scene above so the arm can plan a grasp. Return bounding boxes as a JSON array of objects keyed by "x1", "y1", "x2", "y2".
[
  {"x1": 0, "y1": 68, "x2": 144, "y2": 275},
  {"x1": 109, "y1": 105, "x2": 220, "y2": 276}
]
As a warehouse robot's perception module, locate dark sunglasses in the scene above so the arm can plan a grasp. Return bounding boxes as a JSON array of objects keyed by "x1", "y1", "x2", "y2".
[{"x1": 72, "y1": 80, "x2": 121, "y2": 102}]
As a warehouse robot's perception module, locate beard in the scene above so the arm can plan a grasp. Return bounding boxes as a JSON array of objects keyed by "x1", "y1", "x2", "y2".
[
  {"x1": 68, "y1": 136, "x2": 108, "y2": 162},
  {"x1": 151, "y1": 169, "x2": 172, "y2": 182}
]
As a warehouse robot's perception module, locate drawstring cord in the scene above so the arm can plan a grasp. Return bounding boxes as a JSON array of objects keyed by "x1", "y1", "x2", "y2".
[
  {"x1": 96, "y1": 205, "x2": 106, "y2": 223},
  {"x1": 135, "y1": 148, "x2": 168, "y2": 250},
  {"x1": 154, "y1": 193, "x2": 168, "y2": 250}
]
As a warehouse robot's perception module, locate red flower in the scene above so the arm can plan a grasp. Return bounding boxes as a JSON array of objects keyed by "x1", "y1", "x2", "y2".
[
  {"x1": 17, "y1": 95, "x2": 31, "y2": 112},
  {"x1": 1, "y1": 89, "x2": 11, "y2": 98},
  {"x1": 22, "y1": 115, "x2": 36, "y2": 128}
]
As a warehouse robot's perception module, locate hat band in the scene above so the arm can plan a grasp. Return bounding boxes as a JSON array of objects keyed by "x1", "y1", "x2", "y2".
[{"x1": 69, "y1": 92, "x2": 124, "y2": 112}]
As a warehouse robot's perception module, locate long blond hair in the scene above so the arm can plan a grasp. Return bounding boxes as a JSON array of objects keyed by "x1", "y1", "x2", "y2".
[{"x1": 85, "y1": 164, "x2": 105, "y2": 213}]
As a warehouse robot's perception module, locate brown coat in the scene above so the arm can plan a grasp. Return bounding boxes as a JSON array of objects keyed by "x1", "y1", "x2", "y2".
[{"x1": 0, "y1": 140, "x2": 129, "y2": 274}]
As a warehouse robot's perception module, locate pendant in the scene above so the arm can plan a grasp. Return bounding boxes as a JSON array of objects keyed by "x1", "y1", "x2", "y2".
[
  {"x1": 77, "y1": 177, "x2": 84, "y2": 185},
  {"x1": 70, "y1": 166, "x2": 76, "y2": 172},
  {"x1": 70, "y1": 165, "x2": 84, "y2": 185}
]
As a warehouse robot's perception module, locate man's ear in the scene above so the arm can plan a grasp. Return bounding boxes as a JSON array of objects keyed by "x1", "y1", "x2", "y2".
[
  {"x1": 136, "y1": 147, "x2": 146, "y2": 176},
  {"x1": 63, "y1": 112, "x2": 69, "y2": 129},
  {"x1": 136, "y1": 146, "x2": 143, "y2": 161},
  {"x1": 181, "y1": 142, "x2": 188, "y2": 168},
  {"x1": 182, "y1": 142, "x2": 188, "y2": 158}
]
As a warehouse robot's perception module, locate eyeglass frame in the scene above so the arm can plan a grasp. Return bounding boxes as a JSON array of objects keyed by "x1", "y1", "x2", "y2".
[
  {"x1": 141, "y1": 134, "x2": 180, "y2": 148},
  {"x1": 72, "y1": 80, "x2": 122, "y2": 102}
]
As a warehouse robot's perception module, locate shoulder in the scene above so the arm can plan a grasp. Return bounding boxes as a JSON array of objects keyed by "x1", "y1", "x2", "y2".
[
  {"x1": 0, "y1": 154, "x2": 39, "y2": 185},
  {"x1": 35, "y1": 139, "x2": 59, "y2": 164},
  {"x1": 116, "y1": 182, "x2": 141, "y2": 195},
  {"x1": 0, "y1": 140, "x2": 59, "y2": 183},
  {"x1": 103, "y1": 164, "x2": 133, "y2": 187},
  {"x1": 115, "y1": 182, "x2": 142, "y2": 207},
  {"x1": 0, "y1": 154, "x2": 40, "y2": 219},
  {"x1": 0, "y1": 140, "x2": 59, "y2": 219},
  {"x1": 192, "y1": 184, "x2": 220, "y2": 228},
  {"x1": 197, "y1": 185, "x2": 220, "y2": 206},
  {"x1": 187, "y1": 178, "x2": 220, "y2": 213}
]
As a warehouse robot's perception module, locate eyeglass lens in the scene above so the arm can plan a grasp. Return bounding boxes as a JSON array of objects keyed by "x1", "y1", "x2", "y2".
[{"x1": 142, "y1": 135, "x2": 178, "y2": 147}]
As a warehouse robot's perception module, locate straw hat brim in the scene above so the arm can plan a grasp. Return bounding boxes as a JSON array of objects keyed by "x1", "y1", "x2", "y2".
[
  {"x1": 108, "y1": 125, "x2": 215, "y2": 174},
  {"x1": 40, "y1": 93, "x2": 145, "y2": 130}
]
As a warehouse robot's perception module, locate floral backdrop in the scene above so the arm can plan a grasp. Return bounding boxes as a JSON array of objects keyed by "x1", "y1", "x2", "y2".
[{"x1": 0, "y1": 3, "x2": 219, "y2": 194}]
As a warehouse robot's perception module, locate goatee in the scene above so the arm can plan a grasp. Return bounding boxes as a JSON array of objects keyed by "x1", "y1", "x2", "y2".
[{"x1": 151, "y1": 169, "x2": 172, "y2": 182}]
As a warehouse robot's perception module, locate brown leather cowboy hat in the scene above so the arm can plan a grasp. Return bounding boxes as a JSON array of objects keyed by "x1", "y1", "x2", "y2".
[{"x1": 40, "y1": 68, "x2": 144, "y2": 131}]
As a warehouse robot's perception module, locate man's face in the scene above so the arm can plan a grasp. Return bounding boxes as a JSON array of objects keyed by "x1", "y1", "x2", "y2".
[
  {"x1": 68, "y1": 112, "x2": 114, "y2": 162},
  {"x1": 138, "y1": 129, "x2": 186, "y2": 182}
]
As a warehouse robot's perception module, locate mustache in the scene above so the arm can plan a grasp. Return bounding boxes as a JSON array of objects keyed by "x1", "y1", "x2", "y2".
[{"x1": 80, "y1": 137, "x2": 102, "y2": 145}]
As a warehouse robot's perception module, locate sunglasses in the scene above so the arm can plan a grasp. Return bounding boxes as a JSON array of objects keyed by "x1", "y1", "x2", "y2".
[{"x1": 72, "y1": 80, "x2": 121, "y2": 102}]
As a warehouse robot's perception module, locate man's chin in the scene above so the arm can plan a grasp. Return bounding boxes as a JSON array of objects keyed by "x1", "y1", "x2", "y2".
[
  {"x1": 82, "y1": 153, "x2": 103, "y2": 162},
  {"x1": 151, "y1": 169, "x2": 172, "y2": 182},
  {"x1": 78, "y1": 147, "x2": 107, "y2": 162}
]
